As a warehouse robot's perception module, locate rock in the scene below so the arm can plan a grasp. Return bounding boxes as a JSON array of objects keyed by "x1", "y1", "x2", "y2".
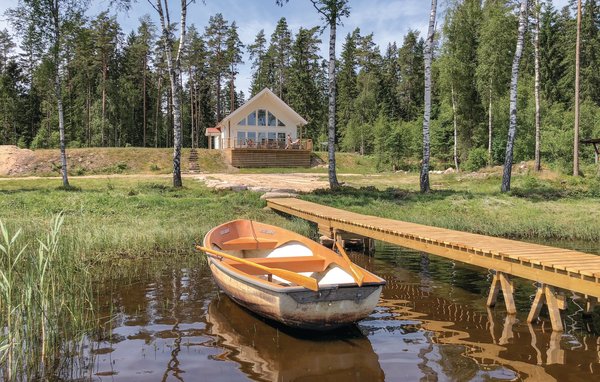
[
  {"x1": 260, "y1": 192, "x2": 298, "y2": 200},
  {"x1": 248, "y1": 186, "x2": 272, "y2": 193},
  {"x1": 214, "y1": 183, "x2": 247, "y2": 191},
  {"x1": 444, "y1": 167, "x2": 455, "y2": 174},
  {"x1": 230, "y1": 185, "x2": 248, "y2": 192}
]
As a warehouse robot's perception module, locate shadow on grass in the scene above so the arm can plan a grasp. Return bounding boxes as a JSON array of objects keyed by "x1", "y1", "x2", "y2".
[{"x1": 308, "y1": 185, "x2": 473, "y2": 205}]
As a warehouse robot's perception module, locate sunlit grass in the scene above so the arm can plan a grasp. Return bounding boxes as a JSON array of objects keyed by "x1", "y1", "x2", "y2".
[{"x1": 0, "y1": 215, "x2": 93, "y2": 380}]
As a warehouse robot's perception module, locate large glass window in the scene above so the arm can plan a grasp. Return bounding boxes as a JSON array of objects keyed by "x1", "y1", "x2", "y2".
[
  {"x1": 258, "y1": 132, "x2": 266, "y2": 145},
  {"x1": 268, "y1": 111, "x2": 277, "y2": 127},
  {"x1": 257, "y1": 109, "x2": 267, "y2": 126},
  {"x1": 277, "y1": 119, "x2": 285, "y2": 127},
  {"x1": 237, "y1": 131, "x2": 246, "y2": 146},
  {"x1": 238, "y1": 118, "x2": 246, "y2": 126},
  {"x1": 268, "y1": 132, "x2": 276, "y2": 141},
  {"x1": 277, "y1": 132, "x2": 286, "y2": 142},
  {"x1": 247, "y1": 111, "x2": 256, "y2": 125},
  {"x1": 247, "y1": 131, "x2": 256, "y2": 146}
]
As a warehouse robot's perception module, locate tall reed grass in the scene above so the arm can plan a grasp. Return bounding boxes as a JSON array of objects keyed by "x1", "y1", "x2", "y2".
[{"x1": 0, "y1": 214, "x2": 93, "y2": 380}]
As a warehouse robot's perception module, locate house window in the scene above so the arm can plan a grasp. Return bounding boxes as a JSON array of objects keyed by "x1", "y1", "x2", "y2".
[
  {"x1": 247, "y1": 111, "x2": 256, "y2": 125},
  {"x1": 257, "y1": 109, "x2": 267, "y2": 126},
  {"x1": 247, "y1": 132, "x2": 256, "y2": 146},
  {"x1": 238, "y1": 118, "x2": 246, "y2": 126},
  {"x1": 277, "y1": 119, "x2": 285, "y2": 127},
  {"x1": 237, "y1": 131, "x2": 246, "y2": 146},
  {"x1": 258, "y1": 132, "x2": 266, "y2": 145},
  {"x1": 277, "y1": 132, "x2": 286, "y2": 142},
  {"x1": 268, "y1": 111, "x2": 277, "y2": 126},
  {"x1": 268, "y1": 132, "x2": 276, "y2": 141}
]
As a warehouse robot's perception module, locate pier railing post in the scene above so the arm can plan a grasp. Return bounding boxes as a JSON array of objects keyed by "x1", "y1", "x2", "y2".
[{"x1": 486, "y1": 271, "x2": 517, "y2": 314}]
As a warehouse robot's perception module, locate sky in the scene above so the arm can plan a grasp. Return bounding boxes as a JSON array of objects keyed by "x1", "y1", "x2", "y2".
[{"x1": 0, "y1": 0, "x2": 572, "y2": 96}]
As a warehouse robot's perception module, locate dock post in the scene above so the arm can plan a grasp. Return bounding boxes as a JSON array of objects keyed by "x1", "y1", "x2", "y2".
[
  {"x1": 527, "y1": 284, "x2": 567, "y2": 332},
  {"x1": 486, "y1": 271, "x2": 517, "y2": 314}
]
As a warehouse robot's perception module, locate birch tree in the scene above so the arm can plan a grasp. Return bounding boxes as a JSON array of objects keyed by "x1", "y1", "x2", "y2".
[
  {"x1": 148, "y1": 0, "x2": 191, "y2": 187},
  {"x1": 534, "y1": 0, "x2": 542, "y2": 171},
  {"x1": 574, "y1": 0, "x2": 582, "y2": 176},
  {"x1": 421, "y1": 0, "x2": 437, "y2": 193},
  {"x1": 8, "y1": 0, "x2": 88, "y2": 188},
  {"x1": 279, "y1": 0, "x2": 349, "y2": 189},
  {"x1": 501, "y1": 0, "x2": 528, "y2": 193}
]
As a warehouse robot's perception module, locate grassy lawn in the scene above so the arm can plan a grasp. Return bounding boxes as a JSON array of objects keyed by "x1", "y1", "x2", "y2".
[
  {"x1": 2, "y1": 170, "x2": 600, "y2": 261},
  {"x1": 308, "y1": 172, "x2": 600, "y2": 243},
  {"x1": 0, "y1": 178, "x2": 311, "y2": 266}
]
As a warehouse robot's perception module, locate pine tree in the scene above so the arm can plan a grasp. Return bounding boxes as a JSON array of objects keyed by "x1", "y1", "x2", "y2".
[
  {"x1": 225, "y1": 21, "x2": 244, "y2": 115},
  {"x1": 205, "y1": 13, "x2": 229, "y2": 122},
  {"x1": 269, "y1": 18, "x2": 292, "y2": 100}
]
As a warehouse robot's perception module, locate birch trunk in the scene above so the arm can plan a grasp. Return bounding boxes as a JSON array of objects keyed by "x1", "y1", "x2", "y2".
[
  {"x1": 155, "y1": 74, "x2": 161, "y2": 148},
  {"x1": 534, "y1": 0, "x2": 541, "y2": 172},
  {"x1": 501, "y1": 0, "x2": 528, "y2": 193},
  {"x1": 143, "y1": 53, "x2": 147, "y2": 147},
  {"x1": 155, "y1": 0, "x2": 187, "y2": 187},
  {"x1": 574, "y1": 0, "x2": 581, "y2": 176},
  {"x1": 327, "y1": 15, "x2": 340, "y2": 189},
  {"x1": 488, "y1": 83, "x2": 493, "y2": 161},
  {"x1": 451, "y1": 84, "x2": 459, "y2": 171},
  {"x1": 420, "y1": 0, "x2": 436, "y2": 193},
  {"x1": 53, "y1": 1, "x2": 68, "y2": 187}
]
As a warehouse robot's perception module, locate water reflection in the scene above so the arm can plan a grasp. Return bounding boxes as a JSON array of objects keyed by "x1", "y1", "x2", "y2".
[
  {"x1": 85, "y1": 243, "x2": 600, "y2": 382},
  {"x1": 207, "y1": 296, "x2": 384, "y2": 381}
]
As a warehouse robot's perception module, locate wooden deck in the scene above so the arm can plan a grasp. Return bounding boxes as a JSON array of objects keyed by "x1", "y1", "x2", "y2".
[
  {"x1": 224, "y1": 148, "x2": 311, "y2": 168},
  {"x1": 267, "y1": 198, "x2": 600, "y2": 331}
]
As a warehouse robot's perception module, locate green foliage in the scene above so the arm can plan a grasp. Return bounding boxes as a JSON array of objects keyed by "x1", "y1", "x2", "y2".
[
  {"x1": 463, "y1": 147, "x2": 489, "y2": 172},
  {"x1": 0, "y1": 215, "x2": 93, "y2": 380}
]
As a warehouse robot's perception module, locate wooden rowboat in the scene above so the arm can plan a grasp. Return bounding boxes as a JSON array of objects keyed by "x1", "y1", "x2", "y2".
[{"x1": 199, "y1": 219, "x2": 386, "y2": 330}]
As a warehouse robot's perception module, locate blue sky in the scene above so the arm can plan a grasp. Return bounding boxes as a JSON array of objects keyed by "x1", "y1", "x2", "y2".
[{"x1": 0, "y1": 0, "x2": 572, "y2": 95}]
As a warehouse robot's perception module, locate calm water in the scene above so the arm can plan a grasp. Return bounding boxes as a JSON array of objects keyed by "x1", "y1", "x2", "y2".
[{"x1": 87, "y1": 244, "x2": 600, "y2": 382}]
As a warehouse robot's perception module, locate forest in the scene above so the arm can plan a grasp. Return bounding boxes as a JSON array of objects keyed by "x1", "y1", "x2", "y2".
[{"x1": 0, "y1": 0, "x2": 598, "y2": 174}]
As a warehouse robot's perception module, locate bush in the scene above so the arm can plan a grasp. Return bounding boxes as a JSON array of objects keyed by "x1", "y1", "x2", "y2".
[{"x1": 463, "y1": 147, "x2": 489, "y2": 172}]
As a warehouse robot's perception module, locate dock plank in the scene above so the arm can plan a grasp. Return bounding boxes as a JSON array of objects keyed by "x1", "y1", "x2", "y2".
[{"x1": 267, "y1": 198, "x2": 600, "y2": 298}]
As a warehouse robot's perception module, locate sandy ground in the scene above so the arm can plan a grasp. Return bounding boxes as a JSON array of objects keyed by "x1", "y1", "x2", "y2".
[
  {"x1": 0, "y1": 145, "x2": 36, "y2": 176},
  {"x1": 195, "y1": 173, "x2": 331, "y2": 192}
]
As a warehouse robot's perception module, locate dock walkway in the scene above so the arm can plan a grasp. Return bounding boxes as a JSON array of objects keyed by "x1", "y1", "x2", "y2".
[{"x1": 267, "y1": 198, "x2": 600, "y2": 331}]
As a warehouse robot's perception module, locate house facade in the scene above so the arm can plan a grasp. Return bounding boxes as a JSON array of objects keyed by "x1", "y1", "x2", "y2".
[{"x1": 206, "y1": 88, "x2": 312, "y2": 168}]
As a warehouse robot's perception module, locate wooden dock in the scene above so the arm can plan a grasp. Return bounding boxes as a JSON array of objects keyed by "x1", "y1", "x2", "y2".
[{"x1": 267, "y1": 198, "x2": 600, "y2": 331}]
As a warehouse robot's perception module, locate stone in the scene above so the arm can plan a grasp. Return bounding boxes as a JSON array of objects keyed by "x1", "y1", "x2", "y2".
[
  {"x1": 444, "y1": 167, "x2": 455, "y2": 174},
  {"x1": 260, "y1": 192, "x2": 298, "y2": 200}
]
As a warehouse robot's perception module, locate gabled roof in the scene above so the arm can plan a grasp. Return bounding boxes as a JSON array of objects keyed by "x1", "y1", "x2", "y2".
[{"x1": 219, "y1": 88, "x2": 308, "y2": 127}]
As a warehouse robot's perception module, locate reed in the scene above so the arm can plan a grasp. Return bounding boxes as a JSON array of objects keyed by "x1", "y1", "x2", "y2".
[{"x1": 0, "y1": 215, "x2": 94, "y2": 380}]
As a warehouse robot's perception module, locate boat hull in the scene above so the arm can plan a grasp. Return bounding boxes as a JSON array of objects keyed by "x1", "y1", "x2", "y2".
[{"x1": 209, "y1": 259, "x2": 382, "y2": 330}]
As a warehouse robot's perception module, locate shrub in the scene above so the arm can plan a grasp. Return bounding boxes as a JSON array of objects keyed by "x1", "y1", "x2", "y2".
[{"x1": 463, "y1": 147, "x2": 489, "y2": 172}]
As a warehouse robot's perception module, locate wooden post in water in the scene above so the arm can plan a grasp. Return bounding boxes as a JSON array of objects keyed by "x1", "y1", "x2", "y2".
[
  {"x1": 486, "y1": 271, "x2": 517, "y2": 314},
  {"x1": 527, "y1": 284, "x2": 567, "y2": 332}
]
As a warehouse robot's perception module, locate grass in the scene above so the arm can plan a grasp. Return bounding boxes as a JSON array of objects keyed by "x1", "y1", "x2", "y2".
[
  {"x1": 306, "y1": 172, "x2": 600, "y2": 243},
  {"x1": 0, "y1": 215, "x2": 93, "y2": 380},
  {"x1": 0, "y1": 178, "x2": 312, "y2": 265}
]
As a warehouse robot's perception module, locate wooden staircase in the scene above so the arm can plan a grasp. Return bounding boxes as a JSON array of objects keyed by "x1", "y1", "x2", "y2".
[{"x1": 189, "y1": 148, "x2": 199, "y2": 172}]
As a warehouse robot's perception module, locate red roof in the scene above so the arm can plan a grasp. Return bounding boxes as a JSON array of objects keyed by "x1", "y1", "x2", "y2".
[{"x1": 205, "y1": 127, "x2": 221, "y2": 135}]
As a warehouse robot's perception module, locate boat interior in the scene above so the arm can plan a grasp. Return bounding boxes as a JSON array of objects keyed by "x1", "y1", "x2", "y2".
[{"x1": 207, "y1": 220, "x2": 383, "y2": 287}]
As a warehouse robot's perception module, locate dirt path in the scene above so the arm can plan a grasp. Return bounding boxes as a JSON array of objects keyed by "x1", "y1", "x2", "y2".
[{"x1": 195, "y1": 173, "x2": 331, "y2": 192}]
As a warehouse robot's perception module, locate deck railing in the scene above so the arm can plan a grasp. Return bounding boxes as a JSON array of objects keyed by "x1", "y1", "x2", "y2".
[{"x1": 221, "y1": 138, "x2": 313, "y2": 151}]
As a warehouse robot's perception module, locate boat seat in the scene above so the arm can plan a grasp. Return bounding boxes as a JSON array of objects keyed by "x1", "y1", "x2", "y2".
[
  {"x1": 218, "y1": 236, "x2": 279, "y2": 251},
  {"x1": 226, "y1": 256, "x2": 328, "y2": 274}
]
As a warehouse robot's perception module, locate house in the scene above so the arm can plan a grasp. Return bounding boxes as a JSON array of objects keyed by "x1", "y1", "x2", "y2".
[{"x1": 205, "y1": 88, "x2": 312, "y2": 168}]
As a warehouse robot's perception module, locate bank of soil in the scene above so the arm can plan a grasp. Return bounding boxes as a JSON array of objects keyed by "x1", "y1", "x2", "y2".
[{"x1": 0, "y1": 146, "x2": 228, "y2": 176}]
